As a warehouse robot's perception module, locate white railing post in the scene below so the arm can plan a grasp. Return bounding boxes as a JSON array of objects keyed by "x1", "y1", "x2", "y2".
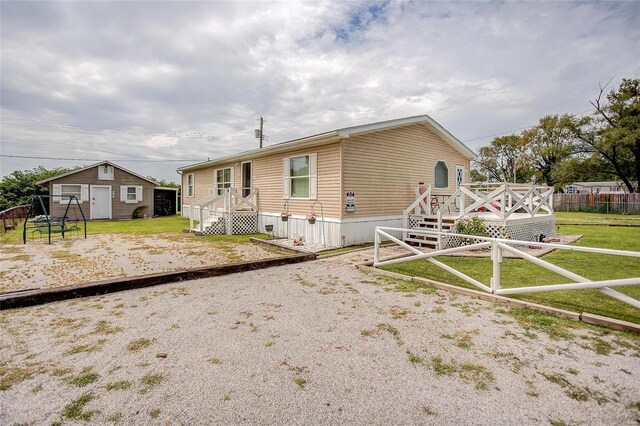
[
  {"x1": 490, "y1": 238, "x2": 502, "y2": 293},
  {"x1": 374, "y1": 227, "x2": 381, "y2": 264},
  {"x1": 226, "y1": 189, "x2": 233, "y2": 235},
  {"x1": 189, "y1": 205, "x2": 194, "y2": 231}
]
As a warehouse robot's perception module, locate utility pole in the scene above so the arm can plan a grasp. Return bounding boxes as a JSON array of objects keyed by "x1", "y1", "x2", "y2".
[{"x1": 259, "y1": 116, "x2": 264, "y2": 148}]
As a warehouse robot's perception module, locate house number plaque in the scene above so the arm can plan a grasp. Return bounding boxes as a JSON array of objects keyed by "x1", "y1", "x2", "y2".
[{"x1": 345, "y1": 192, "x2": 355, "y2": 213}]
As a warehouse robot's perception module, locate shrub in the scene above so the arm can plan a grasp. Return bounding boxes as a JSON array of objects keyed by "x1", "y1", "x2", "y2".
[{"x1": 132, "y1": 206, "x2": 148, "y2": 219}]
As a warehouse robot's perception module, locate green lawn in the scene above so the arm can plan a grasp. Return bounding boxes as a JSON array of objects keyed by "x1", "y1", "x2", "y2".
[
  {"x1": 382, "y1": 215, "x2": 640, "y2": 324},
  {"x1": 555, "y1": 211, "x2": 640, "y2": 226},
  {"x1": 1, "y1": 216, "x2": 267, "y2": 244}
]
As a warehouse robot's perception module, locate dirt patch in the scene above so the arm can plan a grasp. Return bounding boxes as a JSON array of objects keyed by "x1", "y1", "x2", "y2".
[{"x1": 0, "y1": 233, "x2": 288, "y2": 293}]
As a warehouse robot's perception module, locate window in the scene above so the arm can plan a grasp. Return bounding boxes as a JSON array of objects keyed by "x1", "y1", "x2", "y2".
[
  {"x1": 187, "y1": 173, "x2": 194, "y2": 197},
  {"x1": 282, "y1": 153, "x2": 317, "y2": 200},
  {"x1": 120, "y1": 186, "x2": 143, "y2": 203},
  {"x1": 98, "y1": 165, "x2": 114, "y2": 180},
  {"x1": 435, "y1": 161, "x2": 449, "y2": 188},
  {"x1": 216, "y1": 168, "x2": 232, "y2": 195},
  {"x1": 127, "y1": 187, "x2": 137, "y2": 201},
  {"x1": 61, "y1": 185, "x2": 82, "y2": 202},
  {"x1": 290, "y1": 155, "x2": 309, "y2": 198}
]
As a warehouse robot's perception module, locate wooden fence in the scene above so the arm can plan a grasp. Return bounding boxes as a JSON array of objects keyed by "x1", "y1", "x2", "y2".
[
  {"x1": 553, "y1": 193, "x2": 640, "y2": 214},
  {"x1": 0, "y1": 205, "x2": 29, "y2": 233}
]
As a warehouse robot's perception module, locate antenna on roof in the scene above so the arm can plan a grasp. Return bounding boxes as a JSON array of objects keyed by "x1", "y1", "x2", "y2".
[{"x1": 255, "y1": 116, "x2": 264, "y2": 148}]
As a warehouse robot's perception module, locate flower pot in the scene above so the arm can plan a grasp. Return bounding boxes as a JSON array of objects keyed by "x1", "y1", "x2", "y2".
[
  {"x1": 281, "y1": 214, "x2": 289, "y2": 222},
  {"x1": 307, "y1": 218, "x2": 316, "y2": 224}
]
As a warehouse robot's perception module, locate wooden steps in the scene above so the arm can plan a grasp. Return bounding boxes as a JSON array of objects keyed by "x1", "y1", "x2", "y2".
[{"x1": 405, "y1": 216, "x2": 456, "y2": 248}]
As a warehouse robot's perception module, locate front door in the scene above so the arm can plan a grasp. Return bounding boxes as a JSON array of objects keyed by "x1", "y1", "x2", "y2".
[
  {"x1": 241, "y1": 162, "x2": 252, "y2": 198},
  {"x1": 455, "y1": 165, "x2": 465, "y2": 211},
  {"x1": 91, "y1": 186, "x2": 111, "y2": 219}
]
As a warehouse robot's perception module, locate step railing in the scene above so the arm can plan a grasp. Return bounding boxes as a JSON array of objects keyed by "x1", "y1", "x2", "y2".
[
  {"x1": 374, "y1": 226, "x2": 640, "y2": 309},
  {"x1": 189, "y1": 188, "x2": 259, "y2": 233}
]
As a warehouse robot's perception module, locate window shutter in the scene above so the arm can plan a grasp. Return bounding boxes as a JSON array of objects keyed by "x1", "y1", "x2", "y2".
[
  {"x1": 136, "y1": 186, "x2": 143, "y2": 202},
  {"x1": 53, "y1": 184, "x2": 63, "y2": 204},
  {"x1": 282, "y1": 158, "x2": 290, "y2": 199},
  {"x1": 81, "y1": 185, "x2": 89, "y2": 203},
  {"x1": 120, "y1": 186, "x2": 127, "y2": 202},
  {"x1": 229, "y1": 166, "x2": 235, "y2": 190},
  {"x1": 309, "y1": 153, "x2": 318, "y2": 200},
  {"x1": 212, "y1": 170, "x2": 217, "y2": 195}
]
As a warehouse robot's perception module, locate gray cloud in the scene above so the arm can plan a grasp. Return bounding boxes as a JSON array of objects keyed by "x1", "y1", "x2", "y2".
[{"x1": 2, "y1": 0, "x2": 639, "y2": 182}]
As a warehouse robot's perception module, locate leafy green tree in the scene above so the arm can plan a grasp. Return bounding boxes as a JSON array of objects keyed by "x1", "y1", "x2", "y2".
[
  {"x1": 146, "y1": 176, "x2": 180, "y2": 188},
  {"x1": 520, "y1": 114, "x2": 579, "y2": 189},
  {"x1": 474, "y1": 134, "x2": 532, "y2": 183},
  {"x1": 0, "y1": 166, "x2": 79, "y2": 211},
  {"x1": 470, "y1": 168, "x2": 488, "y2": 183},
  {"x1": 570, "y1": 78, "x2": 639, "y2": 192}
]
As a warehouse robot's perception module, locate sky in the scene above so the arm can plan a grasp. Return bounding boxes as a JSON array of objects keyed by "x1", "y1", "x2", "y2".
[{"x1": 1, "y1": 1, "x2": 639, "y2": 183}]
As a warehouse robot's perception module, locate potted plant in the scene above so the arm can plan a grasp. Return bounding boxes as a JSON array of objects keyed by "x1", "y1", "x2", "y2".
[
  {"x1": 306, "y1": 211, "x2": 317, "y2": 224},
  {"x1": 281, "y1": 212, "x2": 291, "y2": 222}
]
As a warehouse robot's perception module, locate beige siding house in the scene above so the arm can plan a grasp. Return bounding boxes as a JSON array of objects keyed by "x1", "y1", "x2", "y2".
[
  {"x1": 39, "y1": 162, "x2": 175, "y2": 220},
  {"x1": 178, "y1": 115, "x2": 475, "y2": 246}
]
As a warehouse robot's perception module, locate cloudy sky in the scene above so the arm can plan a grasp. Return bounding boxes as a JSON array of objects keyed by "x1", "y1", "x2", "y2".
[{"x1": 1, "y1": 1, "x2": 639, "y2": 183}]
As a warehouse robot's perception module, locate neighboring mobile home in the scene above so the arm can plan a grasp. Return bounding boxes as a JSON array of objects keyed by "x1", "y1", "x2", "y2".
[
  {"x1": 38, "y1": 161, "x2": 178, "y2": 220},
  {"x1": 178, "y1": 115, "x2": 476, "y2": 247}
]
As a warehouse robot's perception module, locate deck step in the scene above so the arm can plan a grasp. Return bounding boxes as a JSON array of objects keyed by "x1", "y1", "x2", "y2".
[{"x1": 403, "y1": 237, "x2": 438, "y2": 248}]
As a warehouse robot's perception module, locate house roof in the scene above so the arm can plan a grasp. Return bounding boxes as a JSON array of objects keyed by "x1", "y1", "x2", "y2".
[
  {"x1": 37, "y1": 161, "x2": 159, "y2": 185},
  {"x1": 177, "y1": 114, "x2": 476, "y2": 173}
]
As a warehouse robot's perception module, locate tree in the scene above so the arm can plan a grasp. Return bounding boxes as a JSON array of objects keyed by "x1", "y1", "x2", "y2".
[
  {"x1": 520, "y1": 114, "x2": 579, "y2": 189},
  {"x1": 570, "y1": 78, "x2": 639, "y2": 192},
  {"x1": 146, "y1": 176, "x2": 180, "y2": 188},
  {"x1": 469, "y1": 168, "x2": 488, "y2": 183},
  {"x1": 0, "y1": 166, "x2": 80, "y2": 211},
  {"x1": 473, "y1": 134, "x2": 532, "y2": 183}
]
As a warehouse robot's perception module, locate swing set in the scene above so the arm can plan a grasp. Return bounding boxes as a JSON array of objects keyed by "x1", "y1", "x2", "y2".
[{"x1": 22, "y1": 195, "x2": 87, "y2": 244}]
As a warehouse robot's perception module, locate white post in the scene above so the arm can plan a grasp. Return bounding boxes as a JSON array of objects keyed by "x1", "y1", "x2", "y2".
[
  {"x1": 402, "y1": 215, "x2": 408, "y2": 241},
  {"x1": 189, "y1": 205, "x2": 193, "y2": 231},
  {"x1": 226, "y1": 189, "x2": 233, "y2": 235},
  {"x1": 374, "y1": 228, "x2": 381, "y2": 264},
  {"x1": 490, "y1": 239, "x2": 502, "y2": 293}
]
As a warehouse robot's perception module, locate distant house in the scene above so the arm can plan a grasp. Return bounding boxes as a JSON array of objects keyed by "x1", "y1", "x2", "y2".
[
  {"x1": 565, "y1": 181, "x2": 638, "y2": 194},
  {"x1": 177, "y1": 115, "x2": 476, "y2": 246},
  {"x1": 38, "y1": 161, "x2": 178, "y2": 220}
]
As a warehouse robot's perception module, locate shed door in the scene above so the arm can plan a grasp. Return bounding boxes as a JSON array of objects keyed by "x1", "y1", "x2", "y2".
[
  {"x1": 241, "y1": 162, "x2": 252, "y2": 198},
  {"x1": 455, "y1": 165, "x2": 465, "y2": 210},
  {"x1": 91, "y1": 186, "x2": 112, "y2": 219}
]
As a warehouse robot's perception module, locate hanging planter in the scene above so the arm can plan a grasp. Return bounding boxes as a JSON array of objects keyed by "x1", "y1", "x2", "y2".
[
  {"x1": 306, "y1": 212, "x2": 317, "y2": 224},
  {"x1": 281, "y1": 212, "x2": 290, "y2": 222}
]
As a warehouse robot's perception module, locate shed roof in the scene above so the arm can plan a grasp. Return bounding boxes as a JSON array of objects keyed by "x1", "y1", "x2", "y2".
[
  {"x1": 37, "y1": 161, "x2": 158, "y2": 185},
  {"x1": 177, "y1": 115, "x2": 476, "y2": 173}
]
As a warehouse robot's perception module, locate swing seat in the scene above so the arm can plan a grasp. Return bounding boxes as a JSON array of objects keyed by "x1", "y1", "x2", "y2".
[{"x1": 31, "y1": 217, "x2": 77, "y2": 235}]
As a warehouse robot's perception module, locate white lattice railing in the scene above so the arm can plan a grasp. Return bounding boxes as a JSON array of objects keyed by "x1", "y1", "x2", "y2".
[{"x1": 189, "y1": 188, "x2": 259, "y2": 233}]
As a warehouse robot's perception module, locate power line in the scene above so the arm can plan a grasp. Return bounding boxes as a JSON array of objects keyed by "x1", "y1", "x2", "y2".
[{"x1": 0, "y1": 154, "x2": 202, "y2": 162}]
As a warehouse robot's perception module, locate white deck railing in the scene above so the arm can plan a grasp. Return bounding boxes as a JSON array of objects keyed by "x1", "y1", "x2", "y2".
[{"x1": 373, "y1": 226, "x2": 640, "y2": 310}]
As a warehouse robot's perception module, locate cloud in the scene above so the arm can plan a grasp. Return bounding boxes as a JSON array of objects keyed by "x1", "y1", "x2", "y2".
[{"x1": 1, "y1": 1, "x2": 639, "y2": 182}]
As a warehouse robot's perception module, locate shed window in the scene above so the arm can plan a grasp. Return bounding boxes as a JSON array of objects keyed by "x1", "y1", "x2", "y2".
[
  {"x1": 216, "y1": 168, "x2": 232, "y2": 196},
  {"x1": 290, "y1": 155, "x2": 310, "y2": 198},
  {"x1": 187, "y1": 173, "x2": 194, "y2": 197},
  {"x1": 120, "y1": 186, "x2": 143, "y2": 203},
  {"x1": 61, "y1": 185, "x2": 81, "y2": 202},
  {"x1": 435, "y1": 161, "x2": 449, "y2": 188}
]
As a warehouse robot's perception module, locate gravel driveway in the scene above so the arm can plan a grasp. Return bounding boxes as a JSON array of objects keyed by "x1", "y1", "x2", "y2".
[
  {"x1": 1, "y1": 251, "x2": 638, "y2": 425},
  {"x1": 0, "y1": 233, "x2": 287, "y2": 293}
]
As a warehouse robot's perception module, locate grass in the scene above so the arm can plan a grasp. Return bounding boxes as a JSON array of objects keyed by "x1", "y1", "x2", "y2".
[
  {"x1": 555, "y1": 211, "x2": 640, "y2": 226},
  {"x1": 127, "y1": 338, "x2": 153, "y2": 352},
  {"x1": 381, "y1": 216, "x2": 640, "y2": 323},
  {"x1": 0, "y1": 214, "x2": 269, "y2": 244},
  {"x1": 62, "y1": 392, "x2": 96, "y2": 421},
  {"x1": 105, "y1": 380, "x2": 131, "y2": 391},
  {"x1": 141, "y1": 373, "x2": 166, "y2": 388},
  {"x1": 66, "y1": 368, "x2": 100, "y2": 387}
]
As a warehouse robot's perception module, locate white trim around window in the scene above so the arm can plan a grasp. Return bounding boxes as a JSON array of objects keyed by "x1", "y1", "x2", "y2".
[
  {"x1": 120, "y1": 185, "x2": 143, "y2": 203},
  {"x1": 186, "y1": 173, "x2": 195, "y2": 197},
  {"x1": 282, "y1": 153, "x2": 317, "y2": 200}
]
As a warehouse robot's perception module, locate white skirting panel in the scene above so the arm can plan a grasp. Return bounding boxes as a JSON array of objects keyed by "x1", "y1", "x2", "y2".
[
  {"x1": 340, "y1": 216, "x2": 405, "y2": 246},
  {"x1": 259, "y1": 213, "x2": 405, "y2": 247}
]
